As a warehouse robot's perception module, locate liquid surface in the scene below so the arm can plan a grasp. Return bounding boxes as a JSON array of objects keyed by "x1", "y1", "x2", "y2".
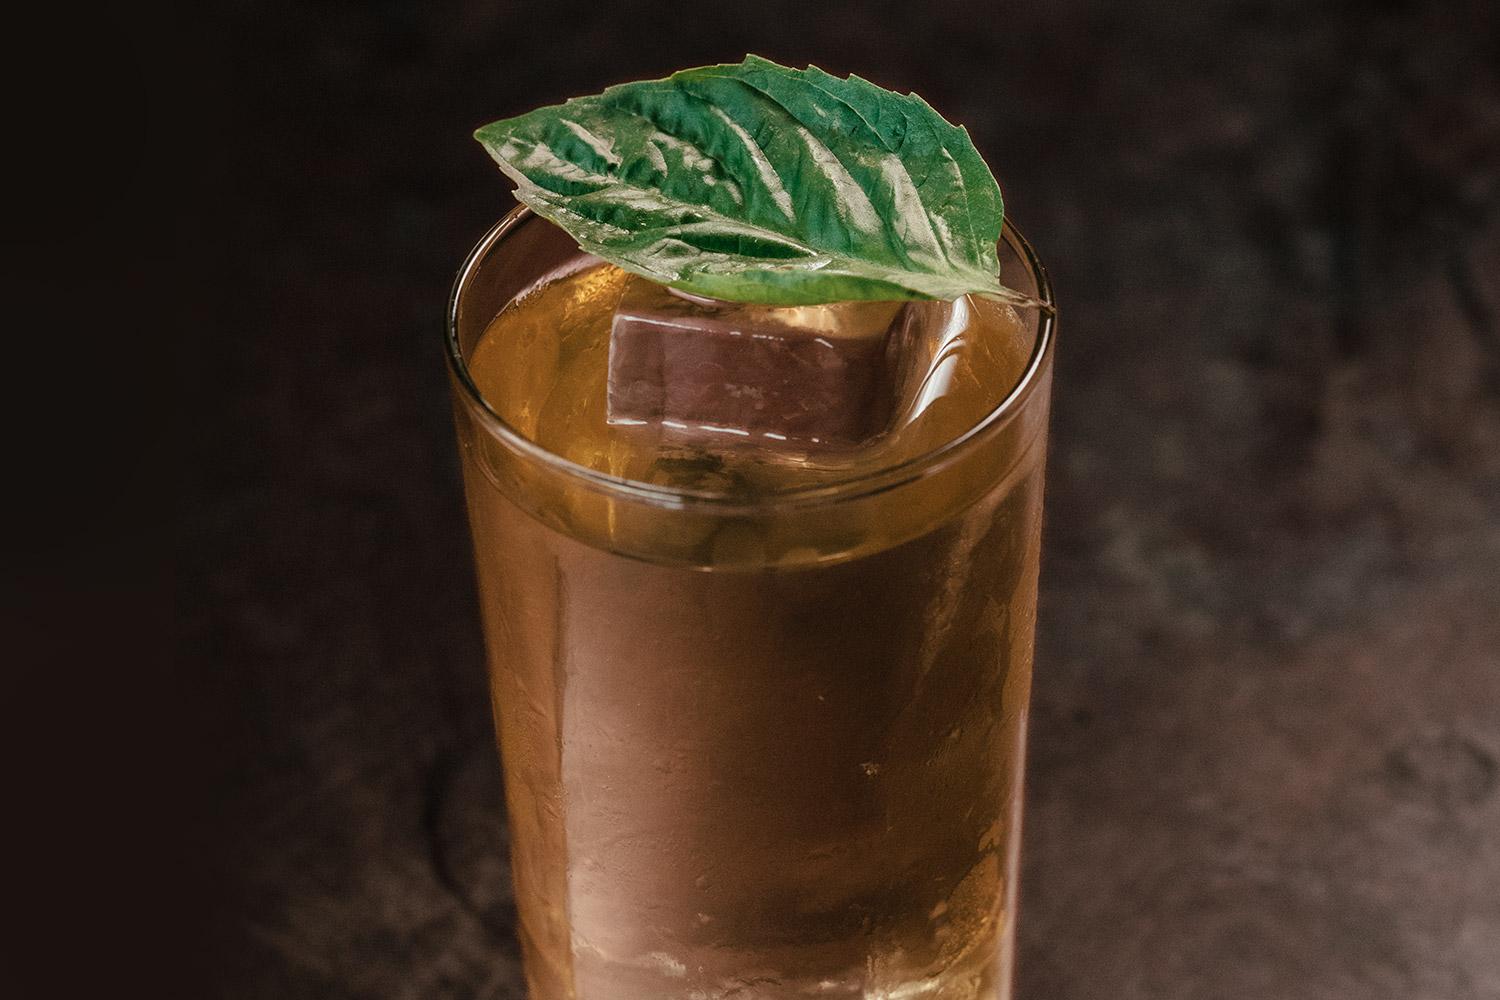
[{"x1": 467, "y1": 259, "x2": 1032, "y2": 497}]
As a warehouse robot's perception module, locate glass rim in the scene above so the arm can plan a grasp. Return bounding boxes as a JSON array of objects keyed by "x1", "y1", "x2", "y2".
[{"x1": 445, "y1": 205, "x2": 1055, "y2": 510}]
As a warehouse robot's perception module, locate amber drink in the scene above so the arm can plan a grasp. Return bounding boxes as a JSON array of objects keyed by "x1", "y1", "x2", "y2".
[{"x1": 447, "y1": 208, "x2": 1054, "y2": 1000}]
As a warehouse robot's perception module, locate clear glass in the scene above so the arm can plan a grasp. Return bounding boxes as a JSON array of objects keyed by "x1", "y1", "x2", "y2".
[{"x1": 446, "y1": 207, "x2": 1055, "y2": 1000}]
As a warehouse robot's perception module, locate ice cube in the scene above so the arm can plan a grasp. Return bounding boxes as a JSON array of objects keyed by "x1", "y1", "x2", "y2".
[
  {"x1": 607, "y1": 276, "x2": 912, "y2": 449},
  {"x1": 884, "y1": 296, "x2": 966, "y2": 429}
]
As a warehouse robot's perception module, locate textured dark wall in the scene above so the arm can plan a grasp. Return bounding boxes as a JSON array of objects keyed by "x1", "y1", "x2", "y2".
[{"x1": 126, "y1": 0, "x2": 1500, "y2": 996}]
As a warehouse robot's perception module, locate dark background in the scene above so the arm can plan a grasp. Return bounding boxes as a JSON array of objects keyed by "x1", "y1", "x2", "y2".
[{"x1": 16, "y1": 0, "x2": 1500, "y2": 996}]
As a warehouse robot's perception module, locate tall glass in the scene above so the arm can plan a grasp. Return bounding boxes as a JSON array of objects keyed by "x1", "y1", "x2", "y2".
[{"x1": 446, "y1": 207, "x2": 1055, "y2": 1000}]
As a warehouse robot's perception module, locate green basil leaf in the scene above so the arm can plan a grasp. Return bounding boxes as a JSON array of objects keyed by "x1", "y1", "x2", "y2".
[{"x1": 475, "y1": 55, "x2": 1015, "y2": 305}]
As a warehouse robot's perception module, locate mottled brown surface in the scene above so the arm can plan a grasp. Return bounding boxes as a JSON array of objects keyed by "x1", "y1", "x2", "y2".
[{"x1": 168, "y1": 1, "x2": 1500, "y2": 997}]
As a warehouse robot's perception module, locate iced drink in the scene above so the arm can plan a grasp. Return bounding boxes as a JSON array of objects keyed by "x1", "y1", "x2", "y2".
[{"x1": 446, "y1": 207, "x2": 1054, "y2": 1000}]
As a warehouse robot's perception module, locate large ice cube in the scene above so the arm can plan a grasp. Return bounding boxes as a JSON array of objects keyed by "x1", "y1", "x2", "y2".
[{"x1": 607, "y1": 276, "x2": 913, "y2": 449}]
